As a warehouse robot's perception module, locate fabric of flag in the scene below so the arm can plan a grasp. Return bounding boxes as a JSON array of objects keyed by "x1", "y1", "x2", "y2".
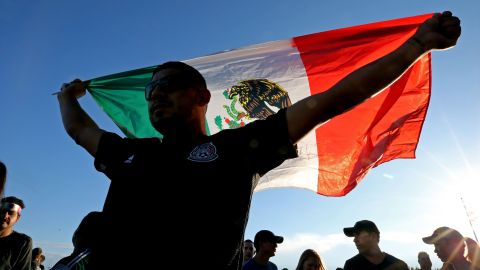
[{"x1": 87, "y1": 13, "x2": 432, "y2": 196}]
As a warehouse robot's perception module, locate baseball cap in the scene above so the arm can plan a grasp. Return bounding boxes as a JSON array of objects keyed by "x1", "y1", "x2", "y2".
[
  {"x1": 254, "y1": 230, "x2": 284, "y2": 247},
  {"x1": 422, "y1": 227, "x2": 464, "y2": 244},
  {"x1": 343, "y1": 220, "x2": 380, "y2": 237}
]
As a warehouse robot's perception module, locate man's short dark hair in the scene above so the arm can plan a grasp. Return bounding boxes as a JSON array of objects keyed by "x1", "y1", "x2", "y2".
[
  {"x1": 73, "y1": 211, "x2": 105, "y2": 247},
  {"x1": 152, "y1": 61, "x2": 207, "y2": 89},
  {"x1": 0, "y1": 161, "x2": 6, "y2": 196},
  {"x1": 1, "y1": 196, "x2": 25, "y2": 209},
  {"x1": 32, "y1": 247, "x2": 43, "y2": 257},
  {"x1": 0, "y1": 161, "x2": 6, "y2": 179}
]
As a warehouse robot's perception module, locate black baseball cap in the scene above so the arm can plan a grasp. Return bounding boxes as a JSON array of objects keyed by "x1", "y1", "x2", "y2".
[
  {"x1": 343, "y1": 220, "x2": 380, "y2": 237},
  {"x1": 254, "y1": 230, "x2": 284, "y2": 247}
]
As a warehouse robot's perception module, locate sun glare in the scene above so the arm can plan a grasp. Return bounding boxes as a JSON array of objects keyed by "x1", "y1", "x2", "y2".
[
  {"x1": 421, "y1": 162, "x2": 480, "y2": 242},
  {"x1": 423, "y1": 115, "x2": 480, "y2": 240}
]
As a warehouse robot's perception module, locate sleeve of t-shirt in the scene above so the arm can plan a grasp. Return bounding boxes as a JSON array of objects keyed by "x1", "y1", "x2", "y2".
[
  {"x1": 384, "y1": 261, "x2": 409, "y2": 270},
  {"x1": 343, "y1": 259, "x2": 352, "y2": 270},
  {"x1": 383, "y1": 254, "x2": 410, "y2": 270},
  {"x1": 14, "y1": 235, "x2": 32, "y2": 270},
  {"x1": 94, "y1": 132, "x2": 134, "y2": 180},
  {"x1": 237, "y1": 108, "x2": 298, "y2": 176}
]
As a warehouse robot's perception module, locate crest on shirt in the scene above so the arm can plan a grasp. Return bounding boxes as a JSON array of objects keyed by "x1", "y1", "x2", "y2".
[{"x1": 188, "y1": 142, "x2": 218, "y2": 162}]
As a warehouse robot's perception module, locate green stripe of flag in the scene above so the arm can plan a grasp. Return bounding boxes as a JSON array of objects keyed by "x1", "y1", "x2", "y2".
[{"x1": 86, "y1": 65, "x2": 162, "y2": 138}]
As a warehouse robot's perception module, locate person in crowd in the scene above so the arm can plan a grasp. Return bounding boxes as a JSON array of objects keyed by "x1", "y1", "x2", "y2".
[
  {"x1": 57, "y1": 12, "x2": 461, "y2": 269},
  {"x1": 243, "y1": 239, "x2": 255, "y2": 265},
  {"x1": 417, "y1": 251, "x2": 432, "y2": 270},
  {"x1": 39, "y1": 255, "x2": 45, "y2": 270},
  {"x1": 465, "y1": 237, "x2": 480, "y2": 269},
  {"x1": 295, "y1": 249, "x2": 327, "y2": 270},
  {"x1": 0, "y1": 161, "x2": 7, "y2": 198},
  {"x1": 51, "y1": 211, "x2": 105, "y2": 270},
  {"x1": 423, "y1": 227, "x2": 476, "y2": 270},
  {"x1": 343, "y1": 220, "x2": 409, "y2": 270},
  {"x1": 0, "y1": 196, "x2": 32, "y2": 270},
  {"x1": 31, "y1": 247, "x2": 43, "y2": 270},
  {"x1": 243, "y1": 230, "x2": 283, "y2": 270}
]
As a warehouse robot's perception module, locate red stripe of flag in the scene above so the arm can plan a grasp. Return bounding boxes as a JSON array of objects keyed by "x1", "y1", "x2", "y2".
[{"x1": 293, "y1": 14, "x2": 433, "y2": 196}]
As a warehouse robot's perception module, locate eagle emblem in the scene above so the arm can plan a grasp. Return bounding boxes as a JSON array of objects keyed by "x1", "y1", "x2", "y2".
[
  {"x1": 226, "y1": 79, "x2": 292, "y2": 120},
  {"x1": 213, "y1": 79, "x2": 292, "y2": 131}
]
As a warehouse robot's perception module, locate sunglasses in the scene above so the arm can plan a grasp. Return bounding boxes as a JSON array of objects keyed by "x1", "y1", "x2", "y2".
[
  {"x1": 0, "y1": 202, "x2": 22, "y2": 216},
  {"x1": 145, "y1": 75, "x2": 191, "y2": 101}
]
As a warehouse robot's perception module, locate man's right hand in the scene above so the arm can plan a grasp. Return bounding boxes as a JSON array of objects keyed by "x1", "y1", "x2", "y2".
[
  {"x1": 60, "y1": 79, "x2": 86, "y2": 99},
  {"x1": 413, "y1": 11, "x2": 461, "y2": 52},
  {"x1": 57, "y1": 78, "x2": 103, "y2": 157}
]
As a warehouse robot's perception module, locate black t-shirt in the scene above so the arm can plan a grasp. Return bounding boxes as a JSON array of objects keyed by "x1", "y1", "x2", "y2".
[
  {"x1": 0, "y1": 231, "x2": 32, "y2": 270},
  {"x1": 243, "y1": 259, "x2": 278, "y2": 270},
  {"x1": 93, "y1": 109, "x2": 297, "y2": 269},
  {"x1": 344, "y1": 253, "x2": 409, "y2": 270}
]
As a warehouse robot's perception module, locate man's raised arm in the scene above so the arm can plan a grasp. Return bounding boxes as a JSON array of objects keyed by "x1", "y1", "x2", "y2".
[
  {"x1": 286, "y1": 11, "x2": 461, "y2": 143},
  {"x1": 57, "y1": 79, "x2": 105, "y2": 156}
]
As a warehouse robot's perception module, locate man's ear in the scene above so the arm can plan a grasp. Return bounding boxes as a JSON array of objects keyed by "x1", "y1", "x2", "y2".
[{"x1": 198, "y1": 88, "x2": 211, "y2": 105}]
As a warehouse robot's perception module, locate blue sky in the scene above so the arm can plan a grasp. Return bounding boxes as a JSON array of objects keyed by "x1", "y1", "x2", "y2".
[{"x1": 1, "y1": 0, "x2": 479, "y2": 269}]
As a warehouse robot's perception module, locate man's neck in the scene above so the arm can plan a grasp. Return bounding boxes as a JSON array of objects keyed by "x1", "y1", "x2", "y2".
[
  {"x1": 362, "y1": 247, "x2": 385, "y2": 265},
  {"x1": 162, "y1": 129, "x2": 206, "y2": 145},
  {"x1": 0, "y1": 227, "x2": 13, "y2": 238},
  {"x1": 253, "y1": 253, "x2": 271, "y2": 266},
  {"x1": 159, "y1": 116, "x2": 208, "y2": 143}
]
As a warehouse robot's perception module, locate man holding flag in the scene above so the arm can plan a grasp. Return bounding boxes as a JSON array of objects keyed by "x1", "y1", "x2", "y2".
[{"x1": 57, "y1": 11, "x2": 460, "y2": 269}]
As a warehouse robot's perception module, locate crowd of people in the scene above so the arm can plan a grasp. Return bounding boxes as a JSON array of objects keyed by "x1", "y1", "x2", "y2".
[
  {"x1": 1, "y1": 192, "x2": 479, "y2": 270},
  {"x1": 0, "y1": 10, "x2": 469, "y2": 270},
  {"x1": 241, "y1": 222, "x2": 480, "y2": 270}
]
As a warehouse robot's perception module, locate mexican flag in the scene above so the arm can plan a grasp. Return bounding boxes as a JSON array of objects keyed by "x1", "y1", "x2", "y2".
[{"x1": 86, "y1": 13, "x2": 432, "y2": 196}]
